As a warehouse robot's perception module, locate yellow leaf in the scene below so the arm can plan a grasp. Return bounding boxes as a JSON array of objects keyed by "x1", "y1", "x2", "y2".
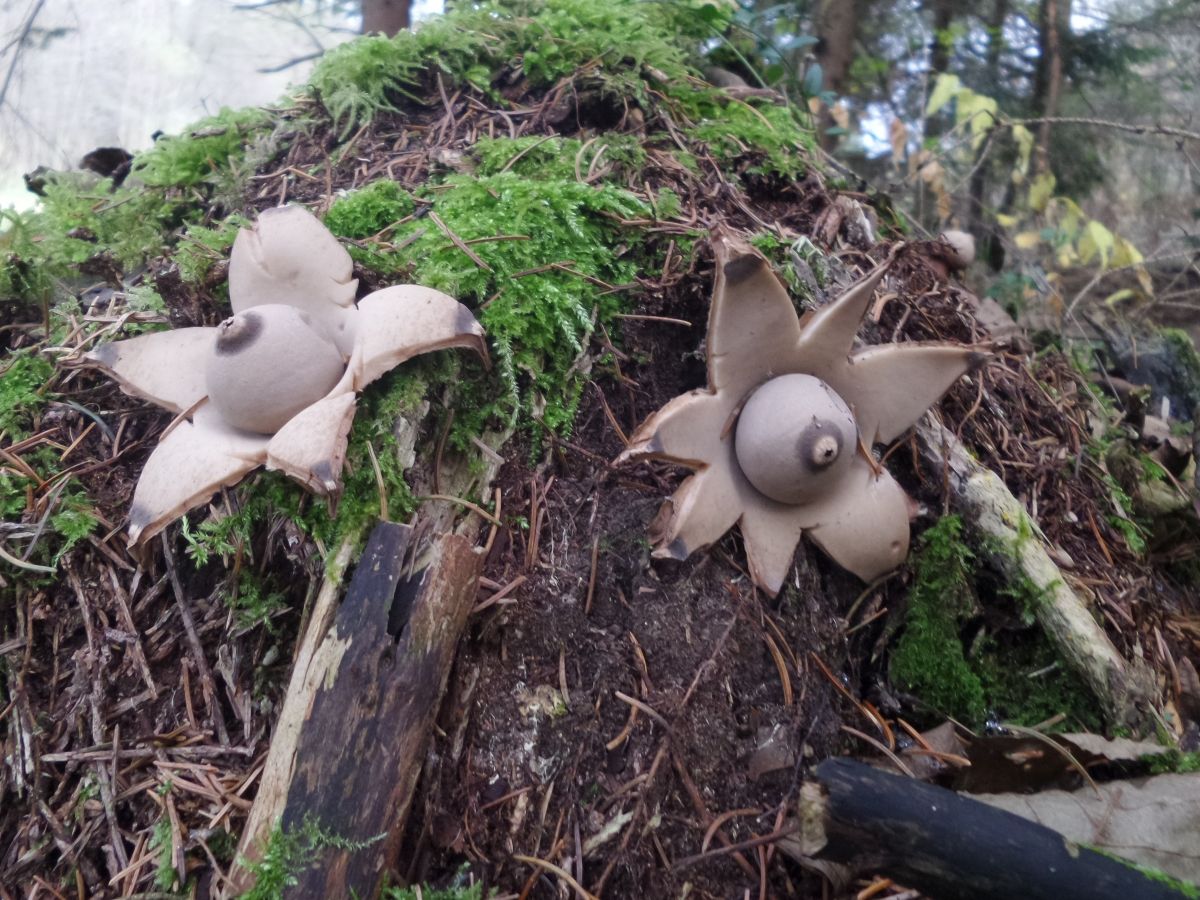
[
  {"x1": 926, "y1": 73, "x2": 961, "y2": 117},
  {"x1": 1103, "y1": 288, "x2": 1135, "y2": 307},
  {"x1": 1111, "y1": 235, "x2": 1144, "y2": 269},
  {"x1": 1011, "y1": 125, "x2": 1034, "y2": 176},
  {"x1": 1028, "y1": 173, "x2": 1055, "y2": 213},
  {"x1": 957, "y1": 93, "x2": 998, "y2": 149},
  {"x1": 1078, "y1": 220, "x2": 1114, "y2": 267},
  {"x1": 995, "y1": 213, "x2": 1019, "y2": 228},
  {"x1": 1136, "y1": 265, "x2": 1154, "y2": 296},
  {"x1": 1056, "y1": 197, "x2": 1083, "y2": 240},
  {"x1": 1014, "y1": 231, "x2": 1041, "y2": 250}
]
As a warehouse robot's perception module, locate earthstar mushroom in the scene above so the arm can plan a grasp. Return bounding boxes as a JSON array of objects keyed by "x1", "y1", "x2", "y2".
[
  {"x1": 87, "y1": 204, "x2": 487, "y2": 545},
  {"x1": 618, "y1": 230, "x2": 986, "y2": 595}
]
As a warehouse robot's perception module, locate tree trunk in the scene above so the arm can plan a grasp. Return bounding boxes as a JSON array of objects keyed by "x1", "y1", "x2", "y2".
[
  {"x1": 362, "y1": 0, "x2": 410, "y2": 36},
  {"x1": 1033, "y1": 0, "x2": 1071, "y2": 173},
  {"x1": 814, "y1": 0, "x2": 857, "y2": 150},
  {"x1": 967, "y1": 0, "x2": 1010, "y2": 260},
  {"x1": 927, "y1": 0, "x2": 957, "y2": 79},
  {"x1": 923, "y1": 0, "x2": 961, "y2": 141}
]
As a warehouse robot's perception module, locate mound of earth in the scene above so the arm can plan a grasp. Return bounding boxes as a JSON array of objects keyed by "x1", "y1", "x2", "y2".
[{"x1": 1, "y1": 2, "x2": 1196, "y2": 898}]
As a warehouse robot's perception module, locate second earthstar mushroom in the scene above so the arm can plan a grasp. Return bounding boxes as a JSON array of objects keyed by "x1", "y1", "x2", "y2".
[
  {"x1": 87, "y1": 204, "x2": 488, "y2": 546},
  {"x1": 618, "y1": 230, "x2": 986, "y2": 595}
]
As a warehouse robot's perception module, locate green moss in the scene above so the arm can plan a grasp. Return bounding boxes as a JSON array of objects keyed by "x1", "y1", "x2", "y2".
[
  {"x1": 1083, "y1": 846, "x2": 1199, "y2": 898},
  {"x1": 469, "y1": 134, "x2": 646, "y2": 181},
  {"x1": 48, "y1": 491, "x2": 99, "y2": 562},
  {"x1": 975, "y1": 632, "x2": 1103, "y2": 731},
  {"x1": 25, "y1": 178, "x2": 177, "y2": 273},
  {"x1": 148, "y1": 815, "x2": 177, "y2": 892},
  {"x1": 325, "y1": 166, "x2": 652, "y2": 437},
  {"x1": 890, "y1": 516, "x2": 1102, "y2": 731},
  {"x1": 239, "y1": 818, "x2": 384, "y2": 900},
  {"x1": 323, "y1": 181, "x2": 414, "y2": 239},
  {"x1": 0, "y1": 352, "x2": 54, "y2": 438},
  {"x1": 1144, "y1": 750, "x2": 1200, "y2": 774},
  {"x1": 687, "y1": 93, "x2": 813, "y2": 178},
  {"x1": 224, "y1": 572, "x2": 289, "y2": 634},
  {"x1": 890, "y1": 516, "x2": 987, "y2": 722},
  {"x1": 134, "y1": 107, "x2": 273, "y2": 189},
  {"x1": 383, "y1": 875, "x2": 489, "y2": 900},
  {"x1": 176, "y1": 216, "x2": 248, "y2": 286},
  {"x1": 307, "y1": 0, "x2": 728, "y2": 135},
  {"x1": 329, "y1": 366, "x2": 426, "y2": 538}
]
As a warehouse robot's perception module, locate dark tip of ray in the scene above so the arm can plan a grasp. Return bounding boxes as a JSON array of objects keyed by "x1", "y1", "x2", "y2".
[{"x1": 723, "y1": 255, "x2": 762, "y2": 285}]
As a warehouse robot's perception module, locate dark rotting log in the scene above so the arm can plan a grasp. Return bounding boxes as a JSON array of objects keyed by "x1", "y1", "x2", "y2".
[
  {"x1": 229, "y1": 520, "x2": 482, "y2": 898},
  {"x1": 805, "y1": 757, "x2": 1190, "y2": 900}
]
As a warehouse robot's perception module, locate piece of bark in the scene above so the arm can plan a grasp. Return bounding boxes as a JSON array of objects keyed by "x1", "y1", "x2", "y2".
[
  {"x1": 228, "y1": 522, "x2": 481, "y2": 897},
  {"x1": 790, "y1": 757, "x2": 1190, "y2": 900},
  {"x1": 916, "y1": 419, "x2": 1155, "y2": 729}
]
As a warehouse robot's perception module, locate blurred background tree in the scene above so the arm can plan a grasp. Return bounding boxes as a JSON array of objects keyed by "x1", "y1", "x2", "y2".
[{"x1": 705, "y1": 0, "x2": 1198, "y2": 323}]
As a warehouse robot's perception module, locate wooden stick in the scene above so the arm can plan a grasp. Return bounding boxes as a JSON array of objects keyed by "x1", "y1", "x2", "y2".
[
  {"x1": 916, "y1": 420, "x2": 1155, "y2": 729},
  {"x1": 790, "y1": 758, "x2": 1189, "y2": 900}
]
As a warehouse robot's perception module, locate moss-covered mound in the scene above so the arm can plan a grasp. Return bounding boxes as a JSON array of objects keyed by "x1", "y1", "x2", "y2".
[{"x1": 0, "y1": 1, "x2": 1192, "y2": 897}]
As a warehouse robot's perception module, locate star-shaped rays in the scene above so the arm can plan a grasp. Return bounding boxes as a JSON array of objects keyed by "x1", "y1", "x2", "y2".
[
  {"x1": 87, "y1": 205, "x2": 487, "y2": 546},
  {"x1": 619, "y1": 229, "x2": 985, "y2": 595}
]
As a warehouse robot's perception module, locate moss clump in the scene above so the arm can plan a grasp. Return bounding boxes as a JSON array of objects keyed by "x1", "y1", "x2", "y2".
[
  {"x1": 0, "y1": 352, "x2": 54, "y2": 438},
  {"x1": 688, "y1": 92, "x2": 812, "y2": 178},
  {"x1": 0, "y1": 352, "x2": 98, "y2": 572},
  {"x1": 470, "y1": 134, "x2": 647, "y2": 181},
  {"x1": 383, "y1": 877, "x2": 488, "y2": 900},
  {"x1": 325, "y1": 165, "x2": 652, "y2": 436},
  {"x1": 1144, "y1": 750, "x2": 1200, "y2": 774},
  {"x1": 239, "y1": 818, "x2": 385, "y2": 900},
  {"x1": 133, "y1": 107, "x2": 273, "y2": 189},
  {"x1": 324, "y1": 180, "x2": 415, "y2": 239},
  {"x1": 176, "y1": 215, "x2": 248, "y2": 287},
  {"x1": 975, "y1": 631, "x2": 1103, "y2": 731},
  {"x1": 890, "y1": 516, "x2": 987, "y2": 722},
  {"x1": 308, "y1": 0, "x2": 725, "y2": 135},
  {"x1": 891, "y1": 516, "x2": 1105, "y2": 730},
  {"x1": 2, "y1": 107, "x2": 272, "y2": 312}
]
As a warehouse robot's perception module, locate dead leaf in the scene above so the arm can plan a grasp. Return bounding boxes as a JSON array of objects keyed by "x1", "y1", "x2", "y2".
[
  {"x1": 889, "y1": 119, "x2": 907, "y2": 167},
  {"x1": 976, "y1": 773, "x2": 1200, "y2": 883}
]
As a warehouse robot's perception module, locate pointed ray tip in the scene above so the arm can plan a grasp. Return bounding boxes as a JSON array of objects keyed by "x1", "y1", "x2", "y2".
[
  {"x1": 86, "y1": 342, "x2": 117, "y2": 368},
  {"x1": 651, "y1": 537, "x2": 691, "y2": 561},
  {"x1": 615, "y1": 433, "x2": 661, "y2": 465}
]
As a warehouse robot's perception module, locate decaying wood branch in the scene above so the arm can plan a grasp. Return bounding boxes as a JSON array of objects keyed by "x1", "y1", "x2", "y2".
[
  {"x1": 916, "y1": 418, "x2": 1156, "y2": 729},
  {"x1": 789, "y1": 757, "x2": 1190, "y2": 900},
  {"x1": 227, "y1": 522, "x2": 481, "y2": 897}
]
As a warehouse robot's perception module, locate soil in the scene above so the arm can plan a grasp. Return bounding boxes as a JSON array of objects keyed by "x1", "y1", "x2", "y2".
[{"x1": 2, "y1": 75, "x2": 1197, "y2": 900}]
